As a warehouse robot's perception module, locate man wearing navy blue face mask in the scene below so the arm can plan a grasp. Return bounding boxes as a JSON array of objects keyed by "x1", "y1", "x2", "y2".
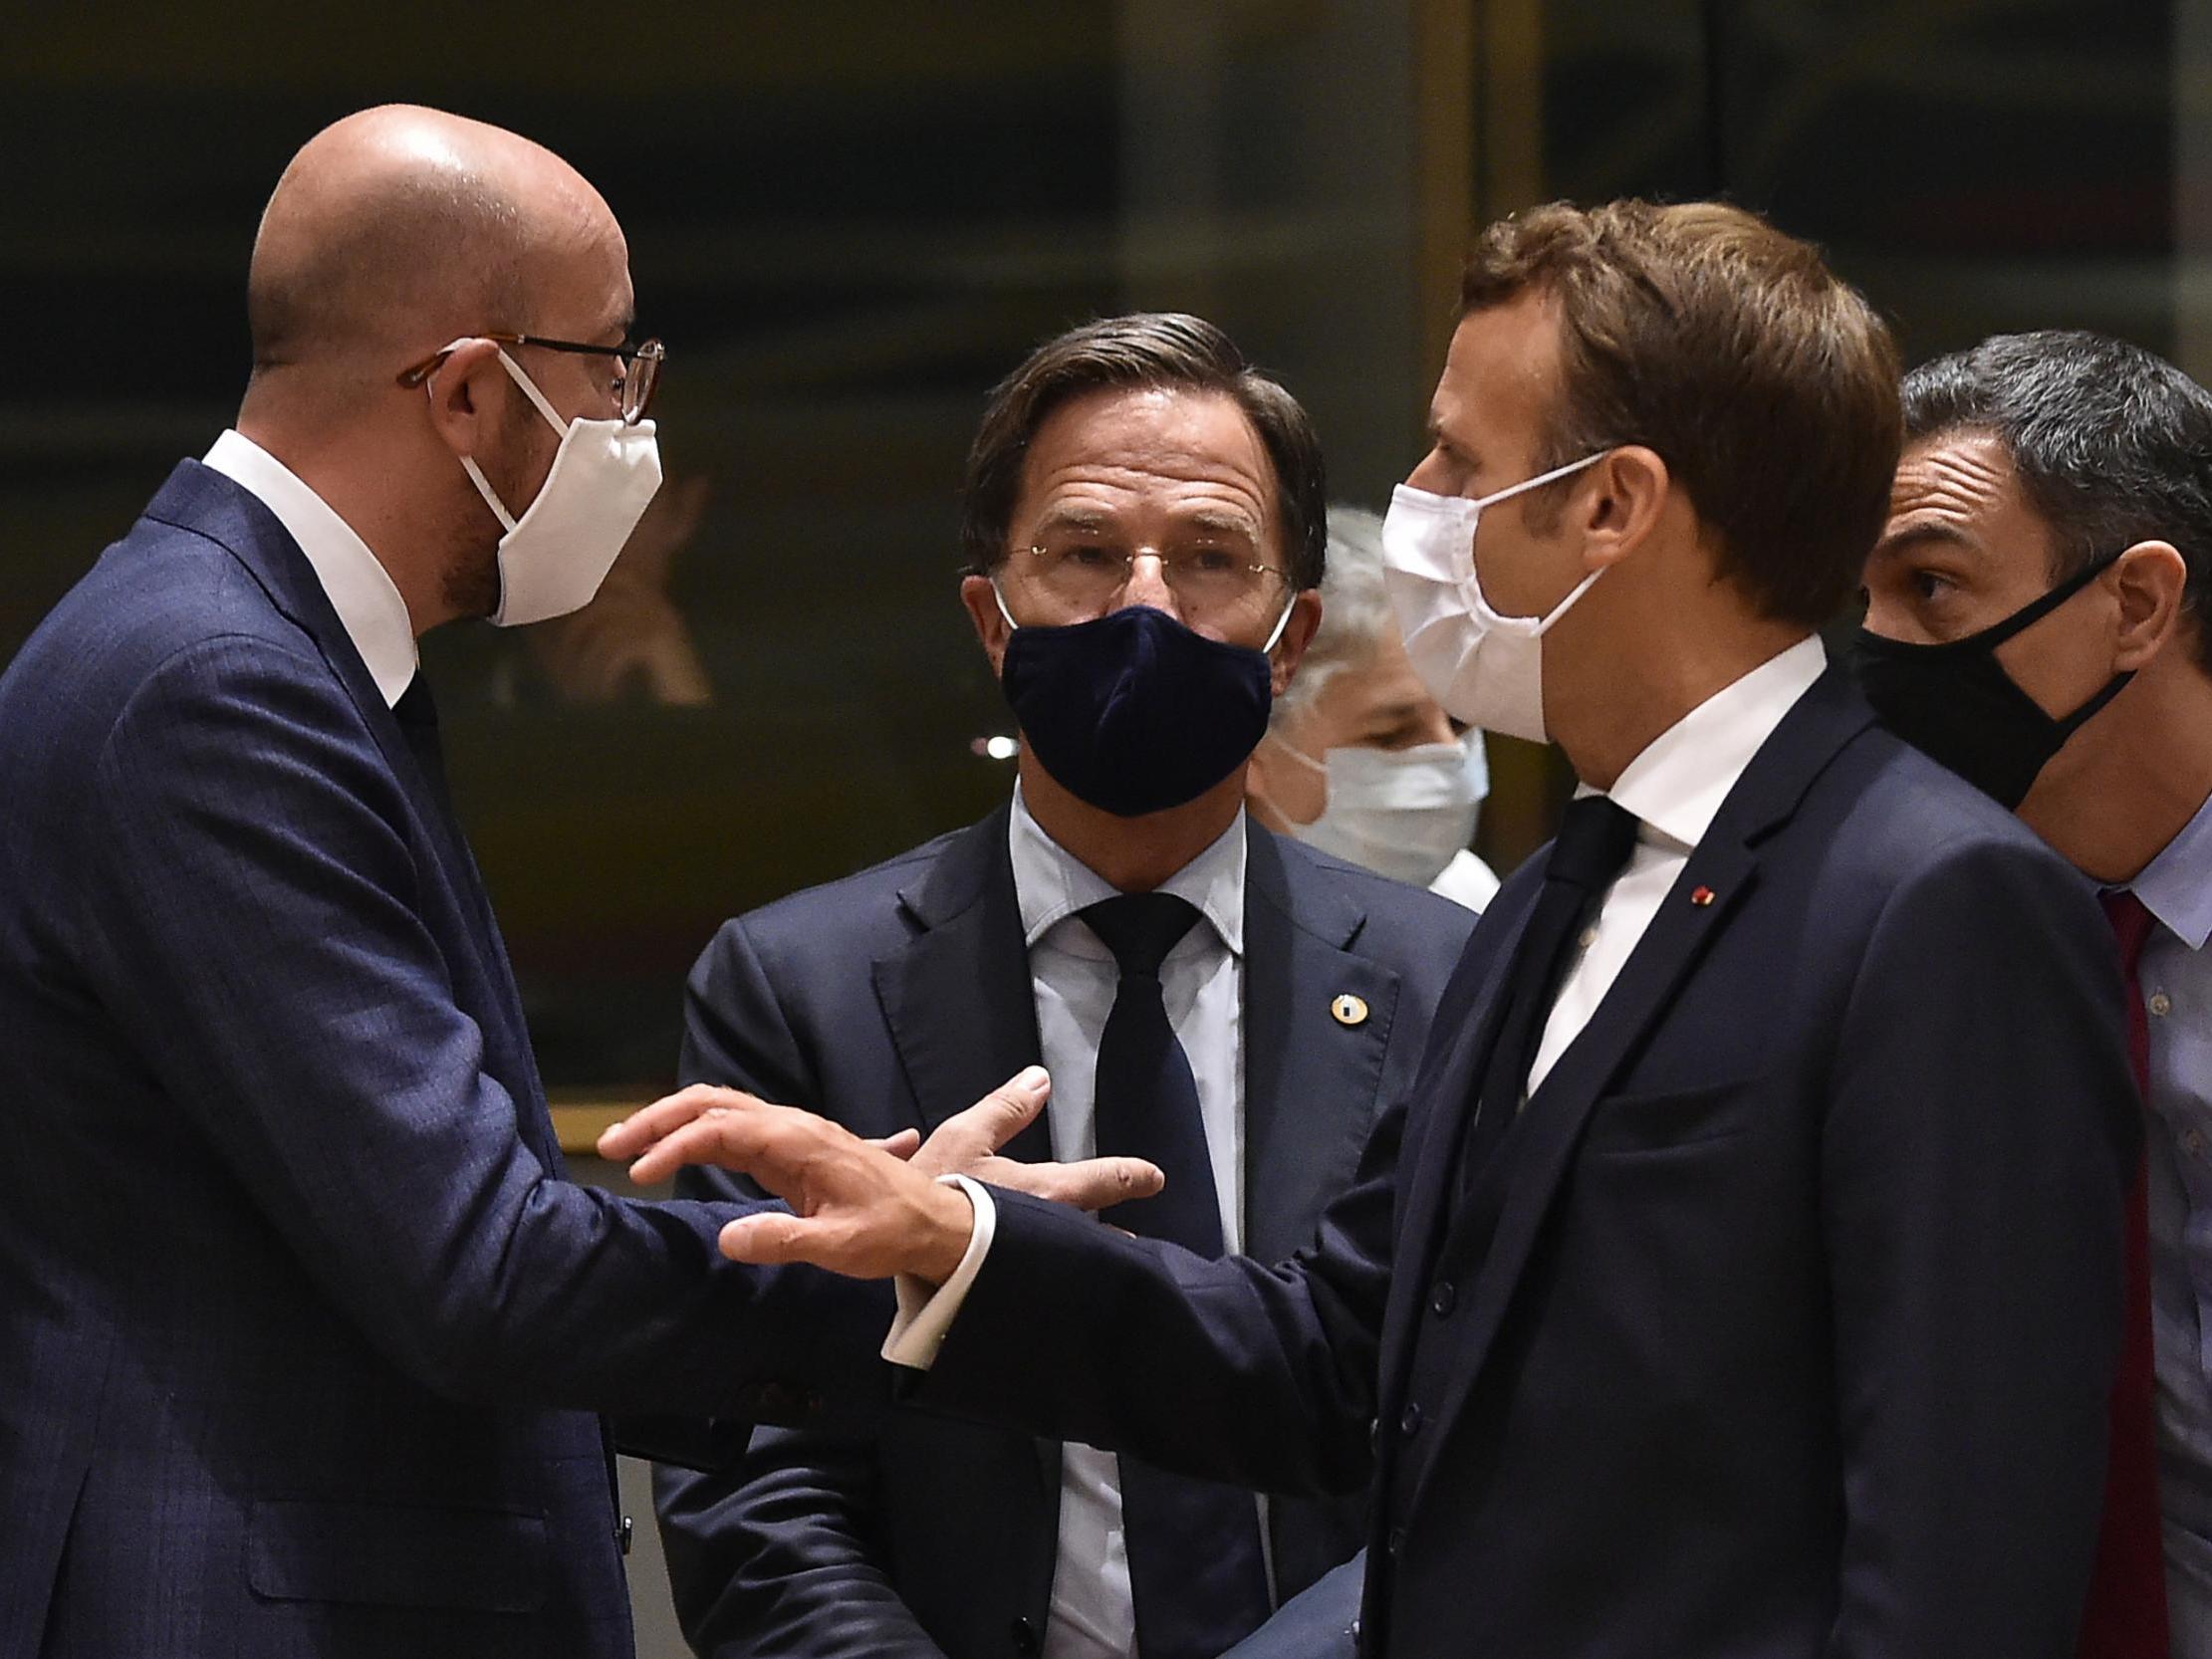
[
  {"x1": 653, "y1": 313, "x2": 1476, "y2": 1659},
  {"x1": 1859, "y1": 330, "x2": 2212, "y2": 1659}
]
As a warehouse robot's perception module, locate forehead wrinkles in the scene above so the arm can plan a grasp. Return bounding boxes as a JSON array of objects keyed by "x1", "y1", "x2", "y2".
[
  {"x1": 1887, "y1": 434, "x2": 2018, "y2": 531},
  {"x1": 1019, "y1": 389, "x2": 1275, "y2": 531}
]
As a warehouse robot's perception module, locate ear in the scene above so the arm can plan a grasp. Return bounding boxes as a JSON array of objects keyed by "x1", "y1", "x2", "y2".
[
  {"x1": 1576, "y1": 444, "x2": 1670, "y2": 572},
  {"x1": 1267, "y1": 589, "x2": 1325, "y2": 697},
  {"x1": 2109, "y1": 540, "x2": 2190, "y2": 672},
  {"x1": 960, "y1": 574, "x2": 1013, "y2": 676},
  {"x1": 419, "y1": 339, "x2": 508, "y2": 461}
]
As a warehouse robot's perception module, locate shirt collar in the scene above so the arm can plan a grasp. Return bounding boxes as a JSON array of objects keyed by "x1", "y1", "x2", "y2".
[
  {"x1": 1598, "y1": 633, "x2": 1828, "y2": 849},
  {"x1": 1008, "y1": 782, "x2": 1247, "y2": 958},
  {"x1": 202, "y1": 429, "x2": 418, "y2": 708},
  {"x1": 2124, "y1": 784, "x2": 2212, "y2": 951}
]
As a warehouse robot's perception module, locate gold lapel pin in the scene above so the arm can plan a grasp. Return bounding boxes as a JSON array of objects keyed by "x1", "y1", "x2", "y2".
[
  {"x1": 1690, "y1": 885, "x2": 1717, "y2": 907},
  {"x1": 1331, "y1": 993, "x2": 1369, "y2": 1028}
]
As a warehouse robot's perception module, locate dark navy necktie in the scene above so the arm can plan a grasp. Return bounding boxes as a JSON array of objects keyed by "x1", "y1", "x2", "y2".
[
  {"x1": 1082, "y1": 891, "x2": 1273, "y2": 1659},
  {"x1": 392, "y1": 675, "x2": 454, "y2": 821},
  {"x1": 1459, "y1": 794, "x2": 1639, "y2": 1191}
]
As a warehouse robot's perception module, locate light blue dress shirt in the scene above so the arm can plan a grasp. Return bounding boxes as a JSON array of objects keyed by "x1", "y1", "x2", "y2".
[
  {"x1": 2126, "y1": 783, "x2": 2212, "y2": 1649},
  {"x1": 1006, "y1": 784, "x2": 1265, "y2": 1659}
]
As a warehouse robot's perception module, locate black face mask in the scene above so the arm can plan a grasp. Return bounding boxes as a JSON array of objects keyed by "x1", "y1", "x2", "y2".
[
  {"x1": 1000, "y1": 602, "x2": 1280, "y2": 819},
  {"x1": 1849, "y1": 551, "x2": 2131, "y2": 810}
]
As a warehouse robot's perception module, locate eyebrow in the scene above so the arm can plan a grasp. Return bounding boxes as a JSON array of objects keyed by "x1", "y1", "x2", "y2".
[
  {"x1": 1182, "y1": 508, "x2": 1261, "y2": 540},
  {"x1": 1031, "y1": 505, "x2": 1113, "y2": 537},
  {"x1": 1870, "y1": 519, "x2": 1976, "y2": 561}
]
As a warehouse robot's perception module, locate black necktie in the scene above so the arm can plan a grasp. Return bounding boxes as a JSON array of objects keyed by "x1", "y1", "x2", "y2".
[
  {"x1": 1081, "y1": 891, "x2": 1273, "y2": 1659},
  {"x1": 1458, "y1": 794, "x2": 1639, "y2": 1190},
  {"x1": 392, "y1": 675, "x2": 454, "y2": 822}
]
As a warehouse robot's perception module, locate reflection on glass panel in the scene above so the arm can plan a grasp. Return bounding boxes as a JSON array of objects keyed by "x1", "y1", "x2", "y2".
[{"x1": 0, "y1": 3, "x2": 1444, "y2": 1097}]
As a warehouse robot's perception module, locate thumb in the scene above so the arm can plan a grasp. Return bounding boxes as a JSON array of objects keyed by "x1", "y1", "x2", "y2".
[{"x1": 719, "y1": 1212, "x2": 819, "y2": 1266}]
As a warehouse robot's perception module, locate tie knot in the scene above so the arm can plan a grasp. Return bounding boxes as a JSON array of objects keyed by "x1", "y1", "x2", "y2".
[
  {"x1": 2102, "y1": 888, "x2": 2157, "y2": 976},
  {"x1": 1548, "y1": 795, "x2": 1638, "y2": 894},
  {"x1": 1081, "y1": 891, "x2": 1202, "y2": 978}
]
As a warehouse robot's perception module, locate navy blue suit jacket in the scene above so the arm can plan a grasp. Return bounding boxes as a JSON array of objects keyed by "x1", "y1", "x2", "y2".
[
  {"x1": 906, "y1": 667, "x2": 2141, "y2": 1659},
  {"x1": 653, "y1": 808, "x2": 1476, "y2": 1659},
  {"x1": 0, "y1": 463, "x2": 879, "y2": 1659}
]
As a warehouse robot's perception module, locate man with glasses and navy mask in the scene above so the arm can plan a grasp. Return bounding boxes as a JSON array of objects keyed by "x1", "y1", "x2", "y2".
[
  {"x1": 0, "y1": 106, "x2": 1147, "y2": 1659},
  {"x1": 652, "y1": 313, "x2": 1475, "y2": 1659},
  {"x1": 1857, "y1": 330, "x2": 2212, "y2": 1659}
]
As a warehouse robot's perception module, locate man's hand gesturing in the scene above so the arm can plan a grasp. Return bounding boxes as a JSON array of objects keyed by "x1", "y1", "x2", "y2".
[{"x1": 597, "y1": 1066, "x2": 1162, "y2": 1283}]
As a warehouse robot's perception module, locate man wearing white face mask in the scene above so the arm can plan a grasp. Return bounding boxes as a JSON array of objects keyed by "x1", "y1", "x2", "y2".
[
  {"x1": 0, "y1": 106, "x2": 1152, "y2": 1659},
  {"x1": 602, "y1": 199, "x2": 2142, "y2": 1659},
  {"x1": 1247, "y1": 504, "x2": 1500, "y2": 912}
]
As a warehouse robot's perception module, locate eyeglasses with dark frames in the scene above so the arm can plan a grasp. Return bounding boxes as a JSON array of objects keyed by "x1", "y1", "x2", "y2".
[{"x1": 396, "y1": 333, "x2": 665, "y2": 425}]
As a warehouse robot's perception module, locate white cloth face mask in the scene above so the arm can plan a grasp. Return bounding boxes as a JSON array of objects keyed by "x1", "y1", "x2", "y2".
[
  {"x1": 453, "y1": 345, "x2": 664, "y2": 627},
  {"x1": 1379, "y1": 452, "x2": 1607, "y2": 742},
  {"x1": 1271, "y1": 731, "x2": 1489, "y2": 887}
]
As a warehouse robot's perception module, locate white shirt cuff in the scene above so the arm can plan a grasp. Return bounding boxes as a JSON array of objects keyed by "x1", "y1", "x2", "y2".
[{"x1": 881, "y1": 1174, "x2": 997, "y2": 1369}]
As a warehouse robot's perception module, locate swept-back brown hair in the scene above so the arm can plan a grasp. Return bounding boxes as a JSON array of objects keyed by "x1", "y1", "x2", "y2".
[
  {"x1": 1461, "y1": 200, "x2": 1901, "y2": 626},
  {"x1": 959, "y1": 312, "x2": 1328, "y2": 589}
]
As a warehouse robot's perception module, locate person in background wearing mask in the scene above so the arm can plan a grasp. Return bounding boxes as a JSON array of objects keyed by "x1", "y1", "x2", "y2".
[
  {"x1": 1857, "y1": 330, "x2": 2212, "y2": 1659},
  {"x1": 606, "y1": 200, "x2": 2142, "y2": 1659},
  {"x1": 651, "y1": 313, "x2": 1476, "y2": 1659},
  {"x1": 1246, "y1": 504, "x2": 1500, "y2": 913},
  {"x1": 0, "y1": 107, "x2": 1145, "y2": 1659}
]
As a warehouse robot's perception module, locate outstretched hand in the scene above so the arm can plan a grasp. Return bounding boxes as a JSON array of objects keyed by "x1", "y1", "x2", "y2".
[{"x1": 597, "y1": 1066, "x2": 1162, "y2": 1282}]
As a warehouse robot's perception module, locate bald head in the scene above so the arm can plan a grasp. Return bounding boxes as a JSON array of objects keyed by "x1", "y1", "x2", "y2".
[{"x1": 246, "y1": 105, "x2": 620, "y2": 387}]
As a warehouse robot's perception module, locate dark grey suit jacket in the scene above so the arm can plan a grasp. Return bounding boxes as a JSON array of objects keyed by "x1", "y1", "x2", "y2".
[{"x1": 654, "y1": 806, "x2": 1475, "y2": 1659}]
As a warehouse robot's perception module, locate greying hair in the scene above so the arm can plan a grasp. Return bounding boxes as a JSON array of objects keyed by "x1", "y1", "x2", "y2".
[
  {"x1": 1902, "y1": 330, "x2": 2212, "y2": 669},
  {"x1": 1271, "y1": 505, "x2": 1397, "y2": 723}
]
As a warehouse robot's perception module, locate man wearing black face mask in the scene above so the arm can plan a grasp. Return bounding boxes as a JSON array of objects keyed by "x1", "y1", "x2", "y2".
[
  {"x1": 1858, "y1": 329, "x2": 2212, "y2": 1659},
  {"x1": 653, "y1": 313, "x2": 1476, "y2": 1659}
]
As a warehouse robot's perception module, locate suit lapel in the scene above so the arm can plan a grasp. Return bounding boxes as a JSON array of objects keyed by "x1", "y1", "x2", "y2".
[
  {"x1": 1240, "y1": 829, "x2": 1403, "y2": 1265},
  {"x1": 142, "y1": 462, "x2": 558, "y2": 1167},
  {"x1": 1400, "y1": 666, "x2": 1873, "y2": 1521},
  {"x1": 872, "y1": 805, "x2": 1050, "y2": 1153}
]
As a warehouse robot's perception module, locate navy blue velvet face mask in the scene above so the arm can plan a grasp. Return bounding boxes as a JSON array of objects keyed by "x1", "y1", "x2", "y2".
[{"x1": 999, "y1": 602, "x2": 1279, "y2": 819}]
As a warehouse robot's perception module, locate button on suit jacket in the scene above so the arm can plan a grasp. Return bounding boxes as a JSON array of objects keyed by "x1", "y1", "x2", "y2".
[
  {"x1": 0, "y1": 462, "x2": 882, "y2": 1659},
  {"x1": 904, "y1": 667, "x2": 2141, "y2": 1659},
  {"x1": 653, "y1": 807, "x2": 1476, "y2": 1659}
]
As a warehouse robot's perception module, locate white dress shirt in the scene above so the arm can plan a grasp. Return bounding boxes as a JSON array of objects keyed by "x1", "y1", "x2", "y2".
[
  {"x1": 1527, "y1": 633, "x2": 1827, "y2": 1091},
  {"x1": 888, "y1": 637, "x2": 1830, "y2": 1645},
  {"x1": 202, "y1": 429, "x2": 418, "y2": 707},
  {"x1": 998, "y1": 785, "x2": 1259, "y2": 1659}
]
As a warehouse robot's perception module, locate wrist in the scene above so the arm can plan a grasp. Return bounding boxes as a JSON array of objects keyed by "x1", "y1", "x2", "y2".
[{"x1": 915, "y1": 1178, "x2": 977, "y2": 1286}]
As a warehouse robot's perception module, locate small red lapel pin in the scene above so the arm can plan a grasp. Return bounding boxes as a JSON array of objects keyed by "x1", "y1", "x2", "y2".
[{"x1": 1690, "y1": 885, "x2": 1716, "y2": 907}]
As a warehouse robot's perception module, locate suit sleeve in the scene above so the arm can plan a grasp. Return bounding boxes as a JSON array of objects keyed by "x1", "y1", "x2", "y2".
[
  {"x1": 657, "y1": 918, "x2": 946, "y2": 1659},
  {"x1": 78, "y1": 636, "x2": 883, "y2": 1420},
  {"x1": 911, "y1": 1075, "x2": 1412, "y2": 1498},
  {"x1": 1822, "y1": 836, "x2": 2137, "y2": 1657}
]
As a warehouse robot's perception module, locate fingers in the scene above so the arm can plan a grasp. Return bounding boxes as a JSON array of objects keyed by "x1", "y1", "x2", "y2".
[
  {"x1": 869, "y1": 1127, "x2": 923, "y2": 1161},
  {"x1": 719, "y1": 1211, "x2": 821, "y2": 1266},
  {"x1": 625, "y1": 1101, "x2": 798, "y2": 1187},
  {"x1": 980, "y1": 1154, "x2": 1164, "y2": 1212},
  {"x1": 911, "y1": 1066, "x2": 1052, "y2": 1179},
  {"x1": 598, "y1": 1083, "x2": 768, "y2": 1161}
]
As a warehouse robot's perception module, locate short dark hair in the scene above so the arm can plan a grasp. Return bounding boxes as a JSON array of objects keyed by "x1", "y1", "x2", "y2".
[
  {"x1": 1901, "y1": 330, "x2": 2212, "y2": 671},
  {"x1": 959, "y1": 313, "x2": 1328, "y2": 590},
  {"x1": 1459, "y1": 200, "x2": 1902, "y2": 627}
]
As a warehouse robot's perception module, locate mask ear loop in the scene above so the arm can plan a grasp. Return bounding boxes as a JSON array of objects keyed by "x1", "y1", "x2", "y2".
[
  {"x1": 1262, "y1": 728, "x2": 1328, "y2": 775},
  {"x1": 430, "y1": 341, "x2": 571, "y2": 535},
  {"x1": 1261, "y1": 589, "x2": 1299, "y2": 653}
]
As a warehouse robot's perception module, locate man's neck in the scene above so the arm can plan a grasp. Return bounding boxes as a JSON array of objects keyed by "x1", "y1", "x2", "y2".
[
  {"x1": 1017, "y1": 752, "x2": 1244, "y2": 892},
  {"x1": 1549, "y1": 608, "x2": 1810, "y2": 792},
  {"x1": 234, "y1": 409, "x2": 443, "y2": 638},
  {"x1": 2022, "y1": 665, "x2": 2212, "y2": 885}
]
